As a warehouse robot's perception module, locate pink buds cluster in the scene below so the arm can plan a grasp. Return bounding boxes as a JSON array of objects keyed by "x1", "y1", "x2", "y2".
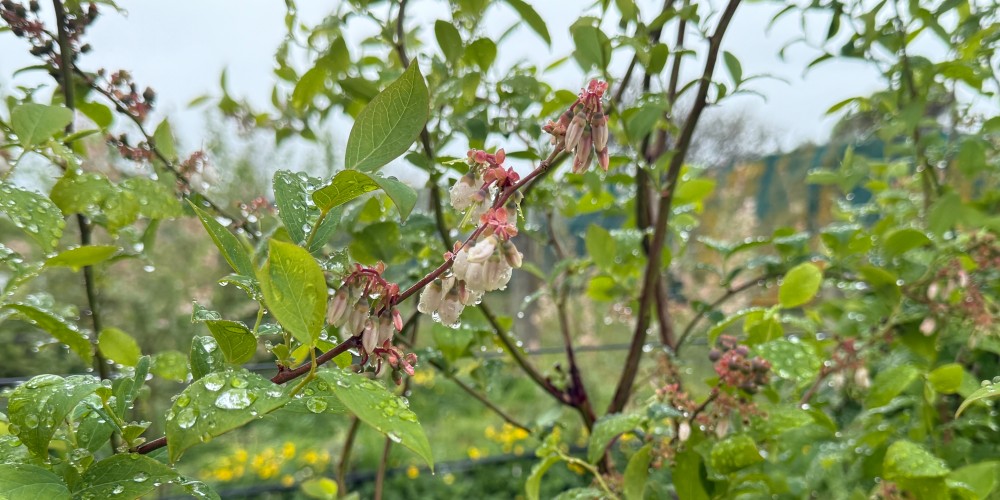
[
  {"x1": 449, "y1": 148, "x2": 521, "y2": 223},
  {"x1": 709, "y1": 335, "x2": 771, "y2": 394},
  {"x1": 2, "y1": 0, "x2": 97, "y2": 67},
  {"x1": 543, "y1": 80, "x2": 610, "y2": 173},
  {"x1": 326, "y1": 262, "x2": 406, "y2": 359},
  {"x1": 419, "y1": 207, "x2": 524, "y2": 328},
  {"x1": 98, "y1": 69, "x2": 155, "y2": 123}
]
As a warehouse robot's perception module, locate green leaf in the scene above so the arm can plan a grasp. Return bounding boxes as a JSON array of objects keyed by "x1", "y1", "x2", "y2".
[
  {"x1": 504, "y1": 0, "x2": 551, "y2": 45},
  {"x1": 466, "y1": 38, "x2": 497, "y2": 70},
  {"x1": 190, "y1": 202, "x2": 255, "y2": 277},
  {"x1": 98, "y1": 327, "x2": 142, "y2": 367},
  {"x1": 723, "y1": 51, "x2": 743, "y2": 83},
  {"x1": 312, "y1": 170, "x2": 379, "y2": 212},
  {"x1": 121, "y1": 178, "x2": 182, "y2": 219},
  {"x1": 166, "y1": 368, "x2": 291, "y2": 462},
  {"x1": 315, "y1": 368, "x2": 433, "y2": 468},
  {"x1": 623, "y1": 444, "x2": 653, "y2": 500},
  {"x1": 45, "y1": 245, "x2": 118, "y2": 271},
  {"x1": 151, "y1": 350, "x2": 189, "y2": 382},
  {"x1": 190, "y1": 336, "x2": 226, "y2": 380},
  {"x1": 585, "y1": 224, "x2": 616, "y2": 271},
  {"x1": 866, "y1": 364, "x2": 920, "y2": 408},
  {"x1": 587, "y1": 412, "x2": 643, "y2": 463},
  {"x1": 955, "y1": 381, "x2": 1000, "y2": 417},
  {"x1": 292, "y1": 65, "x2": 328, "y2": 111},
  {"x1": 882, "y1": 228, "x2": 932, "y2": 257},
  {"x1": 3, "y1": 303, "x2": 92, "y2": 364},
  {"x1": 0, "y1": 463, "x2": 70, "y2": 500},
  {"x1": 926, "y1": 363, "x2": 963, "y2": 394},
  {"x1": 0, "y1": 183, "x2": 66, "y2": 252},
  {"x1": 6, "y1": 374, "x2": 100, "y2": 456},
  {"x1": 77, "y1": 101, "x2": 113, "y2": 128},
  {"x1": 344, "y1": 64, "x2": 429, "y2": 172},
  {"x1": 279, "y1": 377, "x2": 347, "y2": 416},
  {"x1": 10, "y1": 103, "x2": 73, "y2": 148},
  {"x1": 204, "y1": 320, "x2": 257, "y2": 364},
  {"x1": 301, "y1": 477, "x2": 339, "y2": 499},
  {"x1": 370, "y1": 174, "x2": 417, "y2": 221},
  {"x1": 948, "y1": 461, "x2": 1000, "y2": 499},
  {"x1": 525, "y1": 455, "x2": 561, "y2": 500},
  {"x1": 884, "y1": 440, "x2": 950, "y2": 479},
  {"x1": 710, "y1": 434, "x2": 763, "y2": 474},
  {"x1": 778, "y1": 262, "x2": 823, "y2": 308},
  {"x1": 673, "y1": 448, "x2": 710, "y2": 500},
  {"x1": 312, "y1": 170, "x2": 417, "y2": 221},
  {"x1": 434, "y1": 20, "x2": 463, "y2": 62},
  {"x1": 49, "y1": 171, "x2": 114, "y2": 215},
  {"x1": 257, "y1": 239, "x2": 327, "y2": 346},
  {"x1": 113, "y1": 355, "x2": 150, "y2": 416},
  {"x1": 571, "y1": 24, "x2": 611, "y2": 71},
  {"x1": 647, "y1": 43, "x2": 669, "y2": 73},
  {"x1": 77, "y1": 453, "x2": 182, "y2": 499},
  {"x1": 756, "y1": 338, "x2": 820, "y2": 388},
  {"x1": 274, "y1": 170, "x2": 328, "y2": 246},
  {"x1": 153, "y1": 118, "x2": 178, "y2": 162}
]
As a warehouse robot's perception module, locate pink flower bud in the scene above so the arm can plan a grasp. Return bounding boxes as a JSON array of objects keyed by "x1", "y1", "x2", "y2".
[
  {"x1": 854, "y1": 367, "x2": 871, "y2": 389},
  {"x1": 591, "y1": 112, "x2": 608, "y2": 150},
  {"x1": 502, "y1": 240, "x2": 523, "y2": 268},
  {"x1": 573, "y1": 130, "x2": 593, "y2": 173},
  {"x1": 362, "y1": 318, "x2": 378, "y2": 354},
  {"x1": 558, "y1": 109, "x2": 573, "y2": 130},
  {"x1": 377, "y1": 314, "x2": 394, "y2": 346},
  {"x1": 392, "y1": 308, "x2": 403, "y2": 331},
  {"x1": 348, "y1": 300, "x2": 369, "y2": 335},
  {"x1": 678, "y1": 421, "x2": 691, "y2": 442},
  {"x1": 327, "y1": 287, "x2": 350, "y2": 327},
  {"x1": 564, "y1": 111, "x2": 587, "y2": 151},
  {"x1": 495, "y1": 148, "x2": 505, "y2": 165},
  {"x1": 596, "y1": 147, "x2": 609, "y2": 172},
  {"x1": 920, "y1": 317, "x2": 936, "y2": 336}
]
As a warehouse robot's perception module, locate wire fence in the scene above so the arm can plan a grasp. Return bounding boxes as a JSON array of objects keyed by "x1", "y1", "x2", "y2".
[
  {"x1": 0, "y1": 341, "x2": 690, "y2": 388},
  {"x1": 158, "y1": 447, "x2": 588, "y2": 499}
]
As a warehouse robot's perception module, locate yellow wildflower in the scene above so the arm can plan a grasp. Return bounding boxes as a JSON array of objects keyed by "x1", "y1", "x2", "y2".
[{"x1": 406, "y1": 465, "x2": 420, "y2": 479}]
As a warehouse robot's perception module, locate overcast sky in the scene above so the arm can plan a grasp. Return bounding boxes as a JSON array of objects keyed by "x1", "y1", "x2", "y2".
[{"x1": 0, "y1": 0, "x2": 892, "y2": 166}]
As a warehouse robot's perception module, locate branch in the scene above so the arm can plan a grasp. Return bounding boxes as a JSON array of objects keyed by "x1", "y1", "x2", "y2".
[
  {"x1": 608, "y1": 0, "x2": 743, "y2": 414},
  {"x1": 337, "y1": 417, "x2": 361, "y2": 495},
  {"x1": 73, "y1": 68, "x2": 253, "y2": 239},
  {"x1": 479, "y1": 303, "x2": 569, "y2": 404}
]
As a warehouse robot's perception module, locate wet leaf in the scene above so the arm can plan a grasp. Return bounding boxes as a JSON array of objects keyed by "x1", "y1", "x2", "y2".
[
  {"x1": 6, "y1": 374, "x2": 100, "y2": 456},
  {"x1": 165, "y1": 368, "x2": 291, "y2": 462},
  {"x1": 344, "y1": 64, "x2": 428, "y2": 173},
  {"x1": 257, "y1": 239, "x2": 327, "y2": 347}
]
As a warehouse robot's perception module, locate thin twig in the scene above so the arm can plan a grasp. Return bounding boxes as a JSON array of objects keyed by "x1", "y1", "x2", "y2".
[{"x1": 337, "y1": 417, "x2": 361, "y2": 496}]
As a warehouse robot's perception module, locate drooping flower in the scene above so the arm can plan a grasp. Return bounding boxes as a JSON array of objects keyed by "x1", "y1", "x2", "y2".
[
  {"x1": 449, "y1": 173, "x2": 480, "y2": 211},
  {"x1": 326, "y1": 287, "x2": 351, "y2": 326},
  {"x1": 467, "y1": 235, "x2": 499, "y2": 263},
  {"x1": 418, "y1": 280, "x2": 444, "y2": 314},
  {"x1": 362, "y1": 318, "x2": 378, "y2": 354}
]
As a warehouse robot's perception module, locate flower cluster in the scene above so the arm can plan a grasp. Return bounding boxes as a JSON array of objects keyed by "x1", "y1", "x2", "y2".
[
  {"x1": 326, "y1": 262, "x2": 416, "y2": 379},
  {"x1": 449, "y1": 148, "x2": 521, "y2": 223},
  {"x1": 419, "y1": 210, "x2": 523, "y2": 327},
  {"x1": 543, "y1": 79, "x2": 610, "y2": 173},
  {"x1": 98, "y1": 69, "x2": 156, "y2": 123},
  {"x1": 1, "y1": 0, "x2": 97, "y2": 66},
  {"x1": 709, "y1": 335, "x2": 771, "y2": 393}
]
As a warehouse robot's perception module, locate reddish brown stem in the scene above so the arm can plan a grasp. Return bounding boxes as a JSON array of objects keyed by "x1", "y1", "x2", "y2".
[{"x1": 608, "y1": 0, "x2": 743, "y2": 414}]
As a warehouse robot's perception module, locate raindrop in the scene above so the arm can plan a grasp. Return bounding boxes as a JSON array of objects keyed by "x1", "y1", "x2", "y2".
[
  {"x1": 306, "y1": 398, "x2": 328, "y2": 413},
  {"x1": 214, "y1": 389, "x2": 255, "y2": 410},
  {"x1": 176, "y1": 408, "x2": 197, "y2": 429}
]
